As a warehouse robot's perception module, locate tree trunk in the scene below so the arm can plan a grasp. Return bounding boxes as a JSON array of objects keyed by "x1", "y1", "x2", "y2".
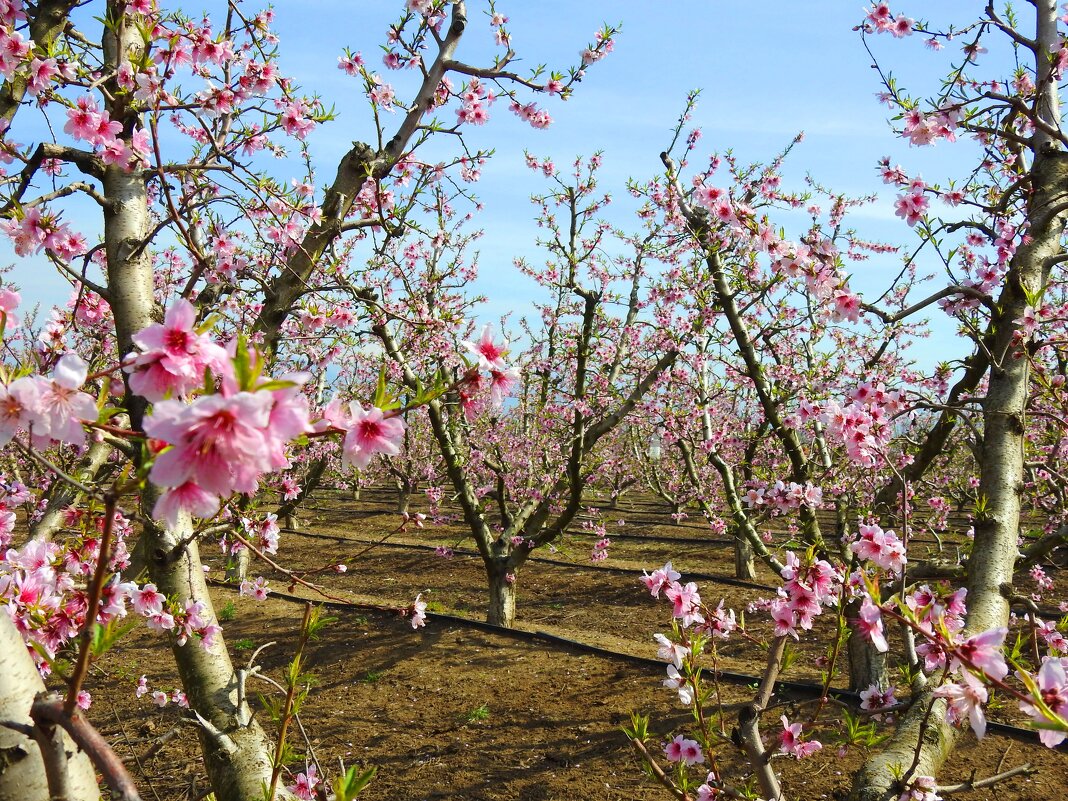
[
  {"x1": 849, "y1": 10, "x2": 1068, "y2": 797},
  {"x1": 147, "y1": 510, "x2": 291, "y2": 801},
  {"x1": 0, "y1": 614, "x2": 100, "y2": 801},
  {"x1": 734, "y1": 531, "x2": 756, "y2": 580},
  {"x1": 395, "y1": 482, "x2": 411, "y2": 515},
  {"x1": 225, "y1": 544, "x2": 250, "y2": 584},
  {"x1": 282, "y1": 511, "x2": 299, "y2": 531},
  {"x1": 850, "y1": 690, "x2": 955, "y2": 801},
  {"x1": 486, "y1": 561, "x2": 516, "y2": 627},
  {"x1": 31, "y1": 436, "x2": 115, "y2": 541}
]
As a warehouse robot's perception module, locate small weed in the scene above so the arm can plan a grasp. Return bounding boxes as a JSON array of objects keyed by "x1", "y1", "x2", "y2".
[
  {"x1": 361, "y1": 670, "x2": 384, "y2": 684},
  {"x1": 233, "y1": 638, "x2": 255, "y2": 651},
  {"x1": 465, "y1": 703, "x2": 490, "y2": 723},
  {"x1": 217, "y1": 601, "x2": 237, "y2": 622}
]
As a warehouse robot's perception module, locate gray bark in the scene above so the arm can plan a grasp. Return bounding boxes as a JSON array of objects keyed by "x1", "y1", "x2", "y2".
[
  {"x1": 31, "y1": 437, "x2": 116, "y2": 541},
  {"x1": 486, "y1": 558, "x2": 517, "y2": 628},
  {"x1": 734, "y1": 533, "x2": 756, "y2": 580},
  {"x1": 146, "y1": 511, "x2": 287, "y2": 801},
  {"x1": 849, "y1": 6, "x2": 1068, "y2": 799},
  {"x1": 97, "y1": 8, "x2": 291, "y2": 798},
  {"x1": 225, "y1": 543, "x2": 251, "y2": 584},
  {"x1": 0, "y1": 614, "x2": 100, "y2": 801}
]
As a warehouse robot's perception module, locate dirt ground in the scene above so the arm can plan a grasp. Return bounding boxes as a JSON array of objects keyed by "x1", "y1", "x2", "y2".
[{"x1": 84, "y1": 487, "x2": 1067, "y2": 801}]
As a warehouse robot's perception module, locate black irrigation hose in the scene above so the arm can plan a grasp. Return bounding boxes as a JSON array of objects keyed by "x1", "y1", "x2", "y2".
[
  {"x1": 277, "y1": 528, "x2": 1068, "y2": 620},
  {"x1": 278, "y1": 527, "x2": 776, "y2": 592},
  {"x1": 287, "y1": 501, "x2": 974, "y2": 549},
  {"x1": 210, "y1": 580, "x2": 1061, "y2": 748}
]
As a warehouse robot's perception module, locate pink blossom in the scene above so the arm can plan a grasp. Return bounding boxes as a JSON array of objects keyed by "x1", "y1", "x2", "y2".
[
  {"x1": 852, "y1": 523, "x2": 906, "y2": 574},
  {"x1": 146, "y1": 392, "x2": 275, "y2": 497},
  {"x1": 1018, "y1": 657, "x2": 1068, "y2": 747},
  {"x1": 664, "y1": 581, "x2": 704, "y2": 628},
  {"x1": 779, "y1": 715, "x2": 822, "y2": 759},
  {"x1": 340, "y1": 404, "x2": 405, "y2": 471},
  {"x1": 125, "y1": 298, "x2": 227, "y2": 401},
  {"x1": 131, "y1": 583, "x2": 165, "y2": 617},
  {"x1": 152, "y1": 481, "x2": 221, "y2": 529},
  {"x1": 855, "y1": 596, "x2": 888, "y2": 652},
  {"x1": 663, "y1": 663, "x2": 694, "y2": 705},
  {"x1": 899, "y1": 776, "x2": 941, "y2": 801},
  {"x1": 934, "y1": 671, "x2": 988, "y2": 738},
  {"x1": 663, "y1": 734, "x2": 703, "y2": 765},
  {"x1": 654, "y1": 632, "x2": 690, "y2": 668},
  {"x1": 410, "y1": 593, "x2": 427, "y2": 629},
  {"x1": 239, "y1": 576, "x2": 269, "y2": 601},
  {"x1": 463, "y1": 324, "x2": 509, "y2": 371},
  {"x1": 290, "y1": 764, "x2": 319, "y2": 801},
  {"x1": 636, "y1": 559, "x2": 679, "y2": 598},
  {"x1": 950, "y1": 627, "x2": 1008, "y2": 681}
]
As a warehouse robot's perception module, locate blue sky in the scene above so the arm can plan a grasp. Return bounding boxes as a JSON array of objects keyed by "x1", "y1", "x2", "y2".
[{"x1": 9, "y1": 1, "x2": 997, "y2": 367}]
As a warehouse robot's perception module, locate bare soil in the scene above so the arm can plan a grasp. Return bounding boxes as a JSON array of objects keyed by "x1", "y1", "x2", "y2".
[{"x1": 84, "y1": 487, "x2": 1067, "y2": 801}]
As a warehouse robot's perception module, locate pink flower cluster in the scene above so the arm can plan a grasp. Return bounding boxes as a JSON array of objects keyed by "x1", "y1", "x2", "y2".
[
  {"x1": 126, "y1": 303, "x2": 314, "y2": 527},
  {"x1": 456, "y1": 78, "x2": 494, "y2": 126},
  {"x1": 0, "y1": 205, "x2": 87, "y2": 260},
  {"x1": 779, "y1": 715, "x2": 822, "y2": 759},
  {"x1": 902, "y1": 106, "x2": 961, "y2": 146},
  {"x1": 0, "y1": 353, "x2": 98, "y2": 449},
  {"x1": 123, "y1": 299, "x2": 228, "y2": 401},
  {"x1": 866, "y1": 3, "x2": 914, "y2": 37},
  {"x1": 321, "y1": 401, "x2": 405, "y2": 472},
  {"x1": 64, "y1": 95, "x2": 151, "y2": 170},
  {"x1": 820, "y1": 382, "x2": 905, "y2": 467},
  {"x1": 770, "y1": 552, "x2": 840, "y2": 639},
  {"x1": 852, "y1": 522, "x2": 907, "y2": 574},
  {"x1": 664, "y1": 734, "x2": 703, "y2": 766},
  {"x1": 741, "y1": 479, "x2": 822, "y2": 513},
  {"x1": 510, "y1": 99, "x2": 552, "y2": 129},
  {"x1": 894, "y1": 179, "x2": 930, "y2": 227},
  {"x1": 459, "y1": 325, "x2": 520, "y2": 416}
]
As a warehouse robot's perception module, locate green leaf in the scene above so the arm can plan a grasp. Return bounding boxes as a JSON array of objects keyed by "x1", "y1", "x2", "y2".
[
  {"x1": 90, "y1": 618, "x2": 140, "y2": 658},
  {"x1": 334, "y1": 764, "x2": 376, "y2": 801}
]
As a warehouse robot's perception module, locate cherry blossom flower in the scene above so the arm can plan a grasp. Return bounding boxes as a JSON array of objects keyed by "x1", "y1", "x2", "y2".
[
  {"x1": 899, "y1": 775, "x2": 941, "y2": 801},
  {"x1": 654, "y1": 632, "x2": 690, "y2": 668},
  {"x1": 131, "y1": 583, "x2": 165, "y2": 617},
  {"x1": 410, "y1": 594, "x2": 427, "y2": 629},
  {"x1": 664, "y1": 581, "x2": 704, "y2": 628},
  {"x1": 1018, "y1": 657, "x2": 1068, "y2": 747},
  {"x1": 779, "y1": 715, "x2": 822, "y2": 759},
  {"x1": 934, "y1": 671, "x2": 988, "y2": 738},
  {"x1": 852, "y1": 523, "x2": 907, "y2": 574},
  {"x1": 663, "y1": 664, "x2": 694, "y2": 705},
  {"x1": 341, "y1": 404, "x2": 405, "y2": 471},
  {"x1": 462, "y1": 324, "x2": 509, "y2": 371},
  {"x1": 290, "y1": 764, "x2": 319, "y2": 801},
  {"x1": 124, "y1": 298, "x2": 227, "y2": 401},
  {"x1": 663, "y1": 734, "x2": 704, "y2": 765},
  {"x1": 949, "y1": 627, "x2": 1008, "y2": 681},
  {"x1": 640, "y1": 562, "x2": 680, "y2": 598},
  {"x1": 860, "y1": 683, "x2": 898, "y2": 720},
  {"x1": 855, "y1": 596, "x2": 889, "y2": 652},
  {"x1": 239, "y1": 576, "x2": 270, "y2": 601}
]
